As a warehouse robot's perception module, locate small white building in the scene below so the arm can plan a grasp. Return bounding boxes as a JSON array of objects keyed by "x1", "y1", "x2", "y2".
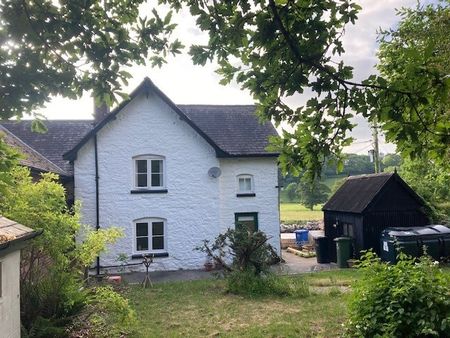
[
  {"x1": 1, "y1": 77, "x2": 281, "y2": 272},
  {"x1": 0, "y1": 216, "x2": 40, "y2": 338}
]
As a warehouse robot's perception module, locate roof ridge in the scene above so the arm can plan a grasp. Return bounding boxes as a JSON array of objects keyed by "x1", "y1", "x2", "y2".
[
  {"x1": 346, "y1": 172, "x2": 393, "y2": 180},
  {"x1": 63, "y1": 77, "x2": 231, "y2": 160},
  {"x1": 177, "y1": 104, "x2": 255, "y2": 107},
  {"x1": 1, "y1": 119, "x2": 94, "y2": 123}
]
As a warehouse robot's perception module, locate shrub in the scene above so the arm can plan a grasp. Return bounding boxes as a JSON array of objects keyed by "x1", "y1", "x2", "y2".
[
  {"x1": 70, "y1": 286, "x2": 137, "y2": 338},
  {"x1": 197, "y1": 227, "x2": 280, "y2": 276},
  {"x1": 21, "y1": 270, "x2": 86, "y2": 336},
  {"x1": 345, "y1": 251, "x2": 450, "y2": 337},
  {"x1": 197, "y1": 228, "x2": 308, "y2": 297},
  {"x1": 0, "y1": 167, "x2": 127, "y2": 336}
]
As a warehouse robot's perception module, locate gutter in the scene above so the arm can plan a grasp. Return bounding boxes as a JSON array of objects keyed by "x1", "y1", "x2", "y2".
[
  {"x1": 0, "y1": 229, "x2": 43, "y2": 255},
  {"x1": 94, "y1": 135, "x2": 100, "y2": 275}
]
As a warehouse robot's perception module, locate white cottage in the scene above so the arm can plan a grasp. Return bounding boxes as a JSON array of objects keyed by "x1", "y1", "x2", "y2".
[{"x1": 2, "y1": 77, "x2": 281, "y2": 272}]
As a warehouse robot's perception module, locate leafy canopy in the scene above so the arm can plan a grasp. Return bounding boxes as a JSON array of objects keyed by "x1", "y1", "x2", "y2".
[
  {"x1": 372, "y1": 2, "x2": 450, "y2": 167},
  {"x1": 162, "y1": 0, "x2": 450, "y2": 178},
  {"x1": 0, "y1": 0, "x2": 182, "y2": 122},
  {"x1": 2, "y1": 1, "x2": 448, "y2": 179}
]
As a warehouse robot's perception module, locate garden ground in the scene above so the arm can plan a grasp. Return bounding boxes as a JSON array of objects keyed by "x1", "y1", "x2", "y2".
[
  {"x1": 125, "y1": 269, "x2": 359, "y2": 337},
  {"x1": 125, "y1": 266, "x2": 450, "y2": 337}
]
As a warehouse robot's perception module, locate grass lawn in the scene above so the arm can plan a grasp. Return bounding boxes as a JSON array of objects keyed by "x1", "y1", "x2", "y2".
[
  {"x1": 126, "y1": 270, "x2": 359, "y2": 337},
  {"x1": 280, "y1": 203, "x2": 323, "y2": 222}
]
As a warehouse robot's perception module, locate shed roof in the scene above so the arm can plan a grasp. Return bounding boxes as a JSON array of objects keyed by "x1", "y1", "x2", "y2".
[
  {"x1": 0, "y1": 216, "x2": 41, "y2": 249},
  {"x1": 322, "y1": 172, "x2": 425, "y2": 214}
]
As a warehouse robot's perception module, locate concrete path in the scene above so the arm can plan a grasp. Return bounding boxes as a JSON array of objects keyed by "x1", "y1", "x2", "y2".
[
  {"x1": 274, "y1": 251, "x2": 337, "y2": 274},
  {"x1": 120, "y1": 250, "x2": 336, "y2": 285}
]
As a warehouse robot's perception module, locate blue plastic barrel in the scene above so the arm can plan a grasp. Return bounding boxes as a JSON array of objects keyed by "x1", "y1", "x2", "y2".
[{"x1": 294, "y1": 229, "x2": 309, "y2": 245}]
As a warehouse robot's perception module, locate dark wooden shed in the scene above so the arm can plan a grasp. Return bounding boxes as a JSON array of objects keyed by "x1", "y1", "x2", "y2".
[{"x1": 322, "y1": 172, "x2": 430, "y2": 262}]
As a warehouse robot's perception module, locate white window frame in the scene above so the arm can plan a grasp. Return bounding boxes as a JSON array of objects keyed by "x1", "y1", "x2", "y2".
[
  {"x1": 133, "y1": 218, "x2": 167, "y2": 254},
  {"x1": 133, "y1": 155, "x2": 166, "y2": 190},
  {"x1": 237, "y1": 174, "x2": 254, "y2": 193}
]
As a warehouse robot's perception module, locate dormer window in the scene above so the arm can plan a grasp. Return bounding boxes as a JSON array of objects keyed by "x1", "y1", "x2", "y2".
[
  {"x1": 237, "y1": 174, "x2": 255, "y2": 197},
  {"x1": 133, "y1": 155, "x2": 165, "y2": 190}
]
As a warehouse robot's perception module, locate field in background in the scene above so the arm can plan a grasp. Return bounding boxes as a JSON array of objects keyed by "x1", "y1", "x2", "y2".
[
  {"x1": 280, "y1": 203, "x2": 322, "y2": 222},
  {"x1": 280, "y1": 175, "x2": 345, "y2": 204}
]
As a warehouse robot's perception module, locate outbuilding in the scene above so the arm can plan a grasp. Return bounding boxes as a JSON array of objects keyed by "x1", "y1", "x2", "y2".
[
  {"x1": 322, "y1": 172, "x2": 430, "y2": 262},
  {"x1": 0, "y1": 216, "x2": 41, "y2": 338}
]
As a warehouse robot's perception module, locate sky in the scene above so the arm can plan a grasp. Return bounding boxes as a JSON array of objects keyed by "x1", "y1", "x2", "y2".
[{"x1": 36, "y1": 0, "x2": 431, "y2": 155}]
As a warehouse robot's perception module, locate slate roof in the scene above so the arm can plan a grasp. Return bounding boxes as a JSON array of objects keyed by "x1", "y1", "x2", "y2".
[
  {"x1": 322, "y1": 172, "x2": 403, "y2": 213},
  {"x1": 0, "y1": 125, "x2": 67, "y2": 175},
  {"x1": 63, "y1": 78, "x2": 279, "y2": 161},
  {"x1": 1, "y1": 120, "x2": 94, "y2": 175},
  {"x1": 179, "y1": 105, "x2": 278, "y2": 156},
  {"x1": 1, "y1": 78, "x2": 279, "y2": 177}
]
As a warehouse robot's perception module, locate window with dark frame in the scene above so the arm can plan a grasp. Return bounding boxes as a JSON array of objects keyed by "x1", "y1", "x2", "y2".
[
  {"x1": 135, "y1": 219, "x2": 166, "y2": 253},
  {"x1": 134, "y1": 156, "x2": 164, "y2": 189},
  {"x1": 136, "y1": 222, "x2": 149, "y2": 251},
  {"x1": 235, "y1": 212, "x2": 258, "y2": 232}
]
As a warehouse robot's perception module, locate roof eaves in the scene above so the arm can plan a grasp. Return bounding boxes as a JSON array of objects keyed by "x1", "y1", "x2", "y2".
[
  {"x1": 217, "y1": 152, "x2": 279, "y2": 158},
  {"x1": 0, "y1": 228, "x2": 43, "y2": 253}
]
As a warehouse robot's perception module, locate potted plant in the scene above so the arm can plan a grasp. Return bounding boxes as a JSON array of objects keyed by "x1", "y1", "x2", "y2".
[{"x1": 204, "y1": 257, "x2": 214, "y2": 271}]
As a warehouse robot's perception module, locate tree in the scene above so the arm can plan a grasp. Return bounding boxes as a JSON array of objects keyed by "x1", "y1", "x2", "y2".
[
  {"x1": 0, "y1": 0, "x2": 182, "y2": 121},
  {"x1": 0, "y1": 131, "x2": 21, "y2": 195},
  {"x1": 297, "y1": 178, "x2": 330, "y2": 210},
  {"x1": 373, "y1": 2, "x2": 450, "y2": 167},
  {"x1": 382, "y1": 153, "x2": 402, "y2": 168},
  {"x1": 397, "y1": 157, "x2": 450, "y2": 223},
  {"x1": 0, "y1": 166, "x2": 126, "y2": 335},
  {"x1": 284, "y1": 182, "x2": 299, "y2": 202},
  {"x1": 162, "y1": 0, "x2": 449, "y2": 178}
]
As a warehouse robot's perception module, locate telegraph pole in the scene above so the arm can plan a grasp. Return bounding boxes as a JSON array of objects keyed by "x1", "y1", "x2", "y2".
[{"x1": 371, "y1": 119, "x2": 381, "y2": 173}]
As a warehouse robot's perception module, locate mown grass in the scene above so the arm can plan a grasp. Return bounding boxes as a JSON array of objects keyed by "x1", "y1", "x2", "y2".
[
  {"x1": 280, "y1": 203, "x2": 323, "y2": 222},
  {"x1": 125, "y1": 267, "x2": 450, "y2": 337},
  {"x1": 126, "y1": 270, "x2": 358, "y2": 338}
]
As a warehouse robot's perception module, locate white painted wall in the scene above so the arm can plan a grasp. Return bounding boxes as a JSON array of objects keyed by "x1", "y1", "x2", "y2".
[
  {"x1": 74, "y1": 91, "x2": 280, "y2": 272},
  {"x1": 0, "y1": 250, "x2": 21, "y2": 338},
  {"x1": 219, "y1": 158, "x2": 280, "y2": 253}
]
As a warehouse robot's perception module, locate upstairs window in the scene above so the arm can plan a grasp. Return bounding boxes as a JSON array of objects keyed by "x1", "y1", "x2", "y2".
[
  {"x1": 237, "y1": 174, "x2": 255, "y2": 196},
  {"x1": 134, "y1": 218, "x2": 166, "y2": 253},
  {"x1": 134, "y1": 155, "x2": 165, "y2": 189}
]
